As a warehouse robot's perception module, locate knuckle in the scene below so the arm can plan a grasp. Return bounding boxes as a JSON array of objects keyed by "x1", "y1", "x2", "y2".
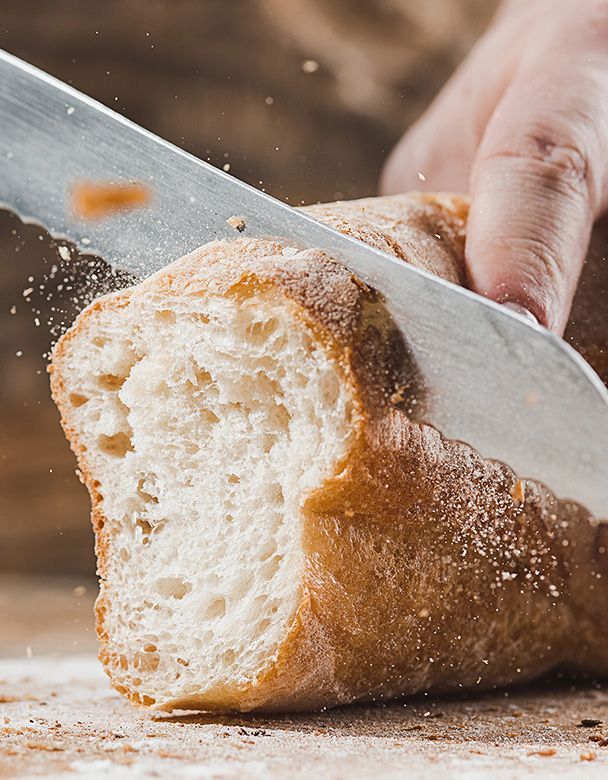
[
  {"x1": 483, "y1": 130, "x2": 593, "y2": 203},
  {"x1": 533, "y1": 137, "x2": 589, "y2": 188}
]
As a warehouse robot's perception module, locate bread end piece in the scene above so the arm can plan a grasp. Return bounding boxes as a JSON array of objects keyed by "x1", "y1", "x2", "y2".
[{"x1": 50, "y1": 232, "x2": 402, "y2": 711}]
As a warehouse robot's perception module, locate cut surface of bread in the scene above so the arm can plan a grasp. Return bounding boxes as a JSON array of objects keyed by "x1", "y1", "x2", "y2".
[
  {"x1": 51, "y1": 193, "x2": 608, "y2": 713},
  {"x1": 53, "y1": 278, "x2": 356, "y2": 709}
]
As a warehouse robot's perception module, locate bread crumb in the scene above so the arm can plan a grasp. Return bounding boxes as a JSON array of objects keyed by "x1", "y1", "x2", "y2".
[
  {"x1": 158, "y1": 749, "x2": 185, "y2": 759},
  {"x1": 511, "y1": 480, "x2": 525, "y2": 504},
  {"x1": 26, "y1": 741, "x2": 64, "y2": 752},
  {"x1": 390, "y1": 384, "x2": 408, "y2": 405},
  {"x1": 72, "y1": 181, "x2": 151, "y2": 220},
  {"x1": 302, "y1": 59, "x2": 320, "y2": 73},
  {"x1": 580, "y1": 751, "x2": 596, "y2": 761},
  {"x1": 527, "y1": 748, "x2": 556, "y2": 757},
  {"x1": 226, "y1": 216, "x2": 246, "y2": 233}
]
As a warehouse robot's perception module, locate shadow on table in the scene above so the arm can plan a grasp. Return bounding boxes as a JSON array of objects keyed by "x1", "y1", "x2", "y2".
[{"x1": 152, "y1": 675, "x2": 607, "y2": 747}]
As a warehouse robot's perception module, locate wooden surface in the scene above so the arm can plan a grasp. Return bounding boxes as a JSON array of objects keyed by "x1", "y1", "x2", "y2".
[{"x1": 1, "y1": 577, "x2": 608, "y2": 778}]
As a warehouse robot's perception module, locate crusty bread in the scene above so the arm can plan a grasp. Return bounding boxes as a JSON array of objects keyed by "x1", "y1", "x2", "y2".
[{"x1": 50, "y1": 192, "x2": 608, "y2": 713}]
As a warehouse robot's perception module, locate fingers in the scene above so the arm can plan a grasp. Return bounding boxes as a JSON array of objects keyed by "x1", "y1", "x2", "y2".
[
  {"x1": 466, "y1": 61, "x2": 608, "y2": 332},
  {"x1": 381, "y1": 0, "x2": 608, "y2": 333}
]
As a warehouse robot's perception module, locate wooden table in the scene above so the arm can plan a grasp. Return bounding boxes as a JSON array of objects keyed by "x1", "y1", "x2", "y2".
[{"x1": 2, "y1": 576, "x2": 607, "y2": 778}]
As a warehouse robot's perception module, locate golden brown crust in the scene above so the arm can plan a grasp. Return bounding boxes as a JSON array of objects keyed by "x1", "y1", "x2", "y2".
[
  {"x1": 305, "y1": 192, "x2": 468, "y2": 286},
  {"x1": 50, "y1": 192, "x2": 608, "y2": 714}
]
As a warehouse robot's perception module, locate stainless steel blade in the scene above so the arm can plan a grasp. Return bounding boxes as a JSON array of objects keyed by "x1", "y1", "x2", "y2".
[{"x1": 0, "y1": 48, "x2": 606, "y2": 517}]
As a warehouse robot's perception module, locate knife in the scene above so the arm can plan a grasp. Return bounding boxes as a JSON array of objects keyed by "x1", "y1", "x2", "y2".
[{"x1": 0, "y1": 48, "x2": 606, "y2": 518}]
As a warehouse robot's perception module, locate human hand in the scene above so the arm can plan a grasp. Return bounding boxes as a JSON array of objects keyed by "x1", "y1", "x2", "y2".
[{"x1": 381, "y1": 0, "x2": 608, "y2": 333}]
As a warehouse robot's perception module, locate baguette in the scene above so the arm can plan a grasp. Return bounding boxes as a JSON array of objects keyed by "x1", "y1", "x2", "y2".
[{"x1": 50, "y1": 192, "x2": 608, "y2": 713}]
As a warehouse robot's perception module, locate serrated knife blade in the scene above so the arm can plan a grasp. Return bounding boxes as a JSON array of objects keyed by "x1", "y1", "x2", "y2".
[{"x1": 0, "y1": 48, "x2": 606, "y2": 518}]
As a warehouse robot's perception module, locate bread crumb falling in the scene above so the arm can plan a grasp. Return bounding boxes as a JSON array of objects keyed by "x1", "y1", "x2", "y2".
[
  {"x1": 227, "y1": 216, "x2": 247, "y2": 233},
  {"x1": 302, "y1": 59, "x2": 320, "y2": 73},
  {"x1": 58, "y1": 245, "x2": 71, "y2": 262},
  {"x1": 390, "y1": 384, "x2": 407, "y2": 405},
  {"x1": 72, "y1": 181, "x2": 151, "y2": 220}
]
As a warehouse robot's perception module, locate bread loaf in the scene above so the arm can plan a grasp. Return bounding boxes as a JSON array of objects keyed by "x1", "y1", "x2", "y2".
[{"x1": 50, "y1": 192, "x2": 608, "y2": 713}]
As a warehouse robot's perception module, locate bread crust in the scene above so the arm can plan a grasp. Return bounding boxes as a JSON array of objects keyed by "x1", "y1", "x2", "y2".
[{"x1": 50, "y1": 192, "x2": 608, "y2": 713}]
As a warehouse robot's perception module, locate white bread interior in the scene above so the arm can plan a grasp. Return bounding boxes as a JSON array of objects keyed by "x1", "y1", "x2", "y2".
[{"x1": 56, "y1": 284, "x2": 355, "y2": 708}]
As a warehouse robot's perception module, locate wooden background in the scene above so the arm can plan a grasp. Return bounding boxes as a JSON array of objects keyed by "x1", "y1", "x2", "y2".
[{"x1": 0, "y1": 0, "x2": 496, "y2": 575}]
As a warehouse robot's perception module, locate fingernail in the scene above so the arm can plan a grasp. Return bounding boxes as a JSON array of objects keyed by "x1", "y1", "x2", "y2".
[{"x1": 501, "y1": 302, "x2": 539, "y2": 325}]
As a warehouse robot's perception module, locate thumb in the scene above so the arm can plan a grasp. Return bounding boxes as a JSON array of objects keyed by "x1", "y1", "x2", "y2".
[{"x1": 466, "y1": 74, "x2": 604, "y2": 333}]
